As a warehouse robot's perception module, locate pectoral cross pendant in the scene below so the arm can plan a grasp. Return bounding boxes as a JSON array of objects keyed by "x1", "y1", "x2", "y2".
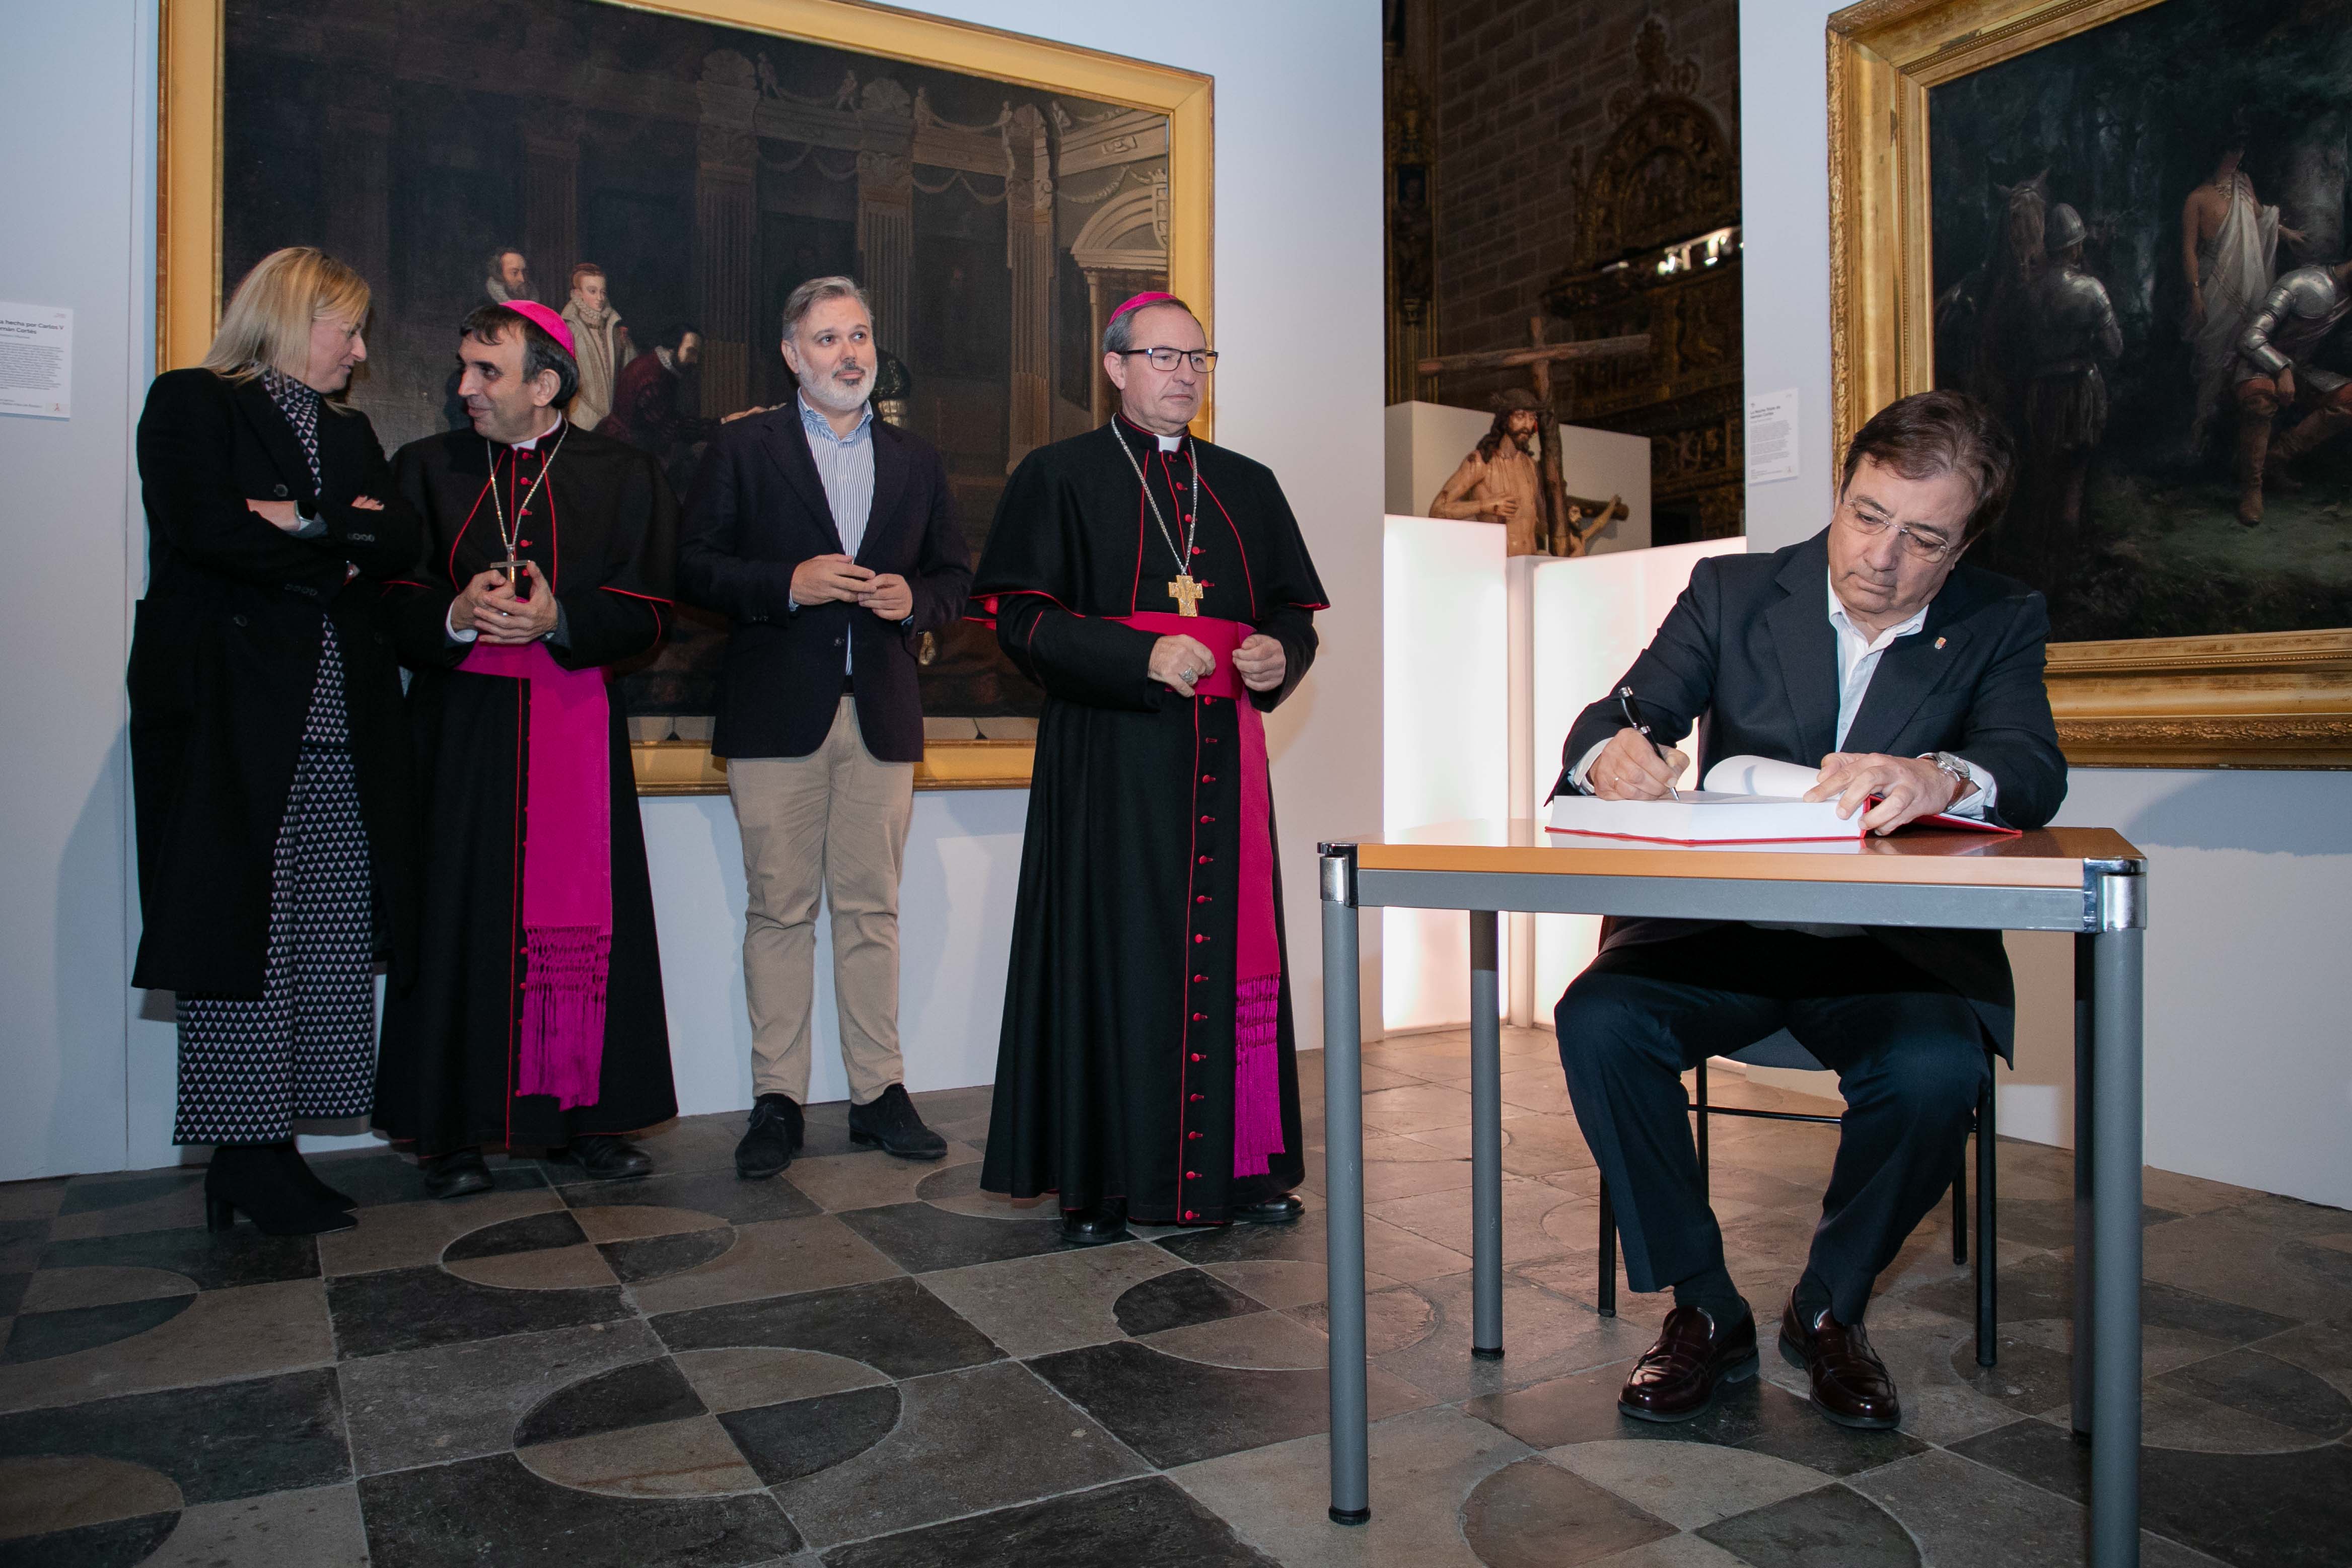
[{"x1": 1168, "y1": 573, "x2": 1203, "y2": 617}]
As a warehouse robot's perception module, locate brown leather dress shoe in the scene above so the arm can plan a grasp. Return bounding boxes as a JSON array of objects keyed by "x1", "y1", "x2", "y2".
[
  {"x1": 1778, "y1": 1296, "x2": 1901, "y2": 1430},
  {"x1": 1618, "y1": 1305, "x2": 1759, "y2": 1422}
]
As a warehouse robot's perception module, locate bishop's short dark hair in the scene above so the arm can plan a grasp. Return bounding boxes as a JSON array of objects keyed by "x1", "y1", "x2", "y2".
[
  {"x1": 1839, "y1": 389, "x2": 2016, "y2": 545},
  {"x1": 458, "y1": 303, "x2": 579, "y2": 408}
]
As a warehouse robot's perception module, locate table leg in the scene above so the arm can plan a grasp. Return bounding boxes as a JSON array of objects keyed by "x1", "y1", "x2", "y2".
[
  {"x1": 1321, "y1": 887, "x2": 1371, "y2": 1526},
  {"x1": 2072, "y1": 935, "x2": 2096, "y2": 1441},
  {"x1": 2089, "y1": 926, "x2": 2145, "y2": 1568},
  {"x1": 1469, "y1": 910, "x2": 1504, "y2": 1361}
]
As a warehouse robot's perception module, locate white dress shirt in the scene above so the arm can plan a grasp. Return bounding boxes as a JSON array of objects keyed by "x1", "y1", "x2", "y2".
[{"x1": 786, "y1": 393, "x2": 881, "y2": 674}]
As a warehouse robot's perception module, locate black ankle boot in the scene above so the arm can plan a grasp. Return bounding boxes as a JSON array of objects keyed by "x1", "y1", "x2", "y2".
[
  {"x1": 267, "y1": 1142, "x2": 357, "y2": 1210},
  {"x1": 205, "y1": 1144, "x2": 354, "y2": 1236}
]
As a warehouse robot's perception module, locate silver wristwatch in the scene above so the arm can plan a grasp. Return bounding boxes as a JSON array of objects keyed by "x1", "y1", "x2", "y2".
[{"x1": 1921, "y1": 751, "x2": 1972, "y2": 801}]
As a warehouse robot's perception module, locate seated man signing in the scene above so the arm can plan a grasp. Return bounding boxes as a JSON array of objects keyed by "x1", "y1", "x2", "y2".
[{"x1": 1552, "y1": 389, "x2": 2065, "y2": 1431}]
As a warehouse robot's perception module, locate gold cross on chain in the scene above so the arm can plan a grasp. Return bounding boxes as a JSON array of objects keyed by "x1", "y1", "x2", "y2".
[{"x1": 1167, "y1": 573, "x2": 1204, "y2": 617}]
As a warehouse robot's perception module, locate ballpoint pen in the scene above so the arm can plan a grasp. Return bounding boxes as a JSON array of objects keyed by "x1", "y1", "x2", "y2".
[{"x1": 1615, "y1": 685, "x2": 1683, "y2": 802}]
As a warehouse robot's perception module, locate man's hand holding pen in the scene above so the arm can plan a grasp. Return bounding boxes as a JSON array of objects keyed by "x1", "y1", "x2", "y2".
[
  {"x1": 1587, "y1": 686, "x2": 1689, "y2": 801},
  {"x1": 1586, "y1": 723, "x2": 1690, "y2": 800}
]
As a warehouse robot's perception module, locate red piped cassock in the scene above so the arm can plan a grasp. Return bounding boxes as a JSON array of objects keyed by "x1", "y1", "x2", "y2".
[
  {"x1": 974, "y1": 417, "x2": 1327, "y2": 1224},
  {"x1": 373, "y1": 421, "x2": 679, "y2": 1156}
]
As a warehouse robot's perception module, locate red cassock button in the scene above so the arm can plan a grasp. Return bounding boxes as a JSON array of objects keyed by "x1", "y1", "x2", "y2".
[
  {"x1": 1196, "y1": 895, "x2": 1209, "y2": 904},
  {"x1": 1184, "y1": 1210, "x2": 1198, "y2": 1221},
  {"x1": 1194, "y1": 935, "x2": 1207, "y2": 944},
  {"x1": 1198, "y1": 855, "x2": 1210, "y2": 864},
  {"x1": 1190, "y1": 1093, "x2": 1204, "y2": 1102},
  {"x1": 1192, "y1": 1013, "x2": 1206, "y2": 1021},
  {"x1": 1188, "y1": 1130, "x2": 1203, "y2": 1139},
  {"x1": 1191, "y1": 1053, "x2": 1204, "y2": 1062},
  {"x1": 1187, "y1": 1170, "x2": 1200, "y2": 1179},
  {"x1": 1201, "y1": 774, "x2": 1213, "y2": 782}
]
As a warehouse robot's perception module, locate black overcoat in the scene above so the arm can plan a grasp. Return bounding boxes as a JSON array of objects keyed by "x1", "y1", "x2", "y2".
[
  {"x1": 972, "y1": 419, "x2": 1327, "y2": 1224},
  {"x1": 373, "y1": 423, "x2": 679, "y2": 1155},
  {"x1": 1555, "y1": 528, "x2": 2070, "y2": 1055},
  {"x1": 676, "y1": 407, "x2": 973, "y2": 762},
  {"x1": 128, "y1": 368, "x2": 422, "y2": 995}
]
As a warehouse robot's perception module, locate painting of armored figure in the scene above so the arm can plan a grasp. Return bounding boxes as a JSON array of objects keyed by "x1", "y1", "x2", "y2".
[
  {"x1": 217, "y1": 0, "x2": 1182, "y2": 736},
  {"x1": 1928, "y1": 0, "x2": 2352, "y2": 644}
]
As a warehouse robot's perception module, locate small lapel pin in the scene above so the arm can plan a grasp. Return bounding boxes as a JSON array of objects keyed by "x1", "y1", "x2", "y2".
[{"x1": 1934, "y1": 636, "x2": 1947, "y2": 650}]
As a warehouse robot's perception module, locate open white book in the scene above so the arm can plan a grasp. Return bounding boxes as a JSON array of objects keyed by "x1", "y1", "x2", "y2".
[{"x1": 1547, "y1": 754, "x2": 2015, "y2": 844}]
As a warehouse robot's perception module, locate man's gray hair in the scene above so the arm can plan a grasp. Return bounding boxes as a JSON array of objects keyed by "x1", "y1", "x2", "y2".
[
  {"x1": 781, "y1": 275, "x2": 872, "y2": 339},
  {"x1": 1101, "y1": 293, "x2": 1201, "y2": 357}
]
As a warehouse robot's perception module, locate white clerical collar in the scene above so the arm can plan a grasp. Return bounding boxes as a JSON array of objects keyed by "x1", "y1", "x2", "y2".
[
  {"x1": 1118, "y1": 415, "x2": 1185, "y2": 453},
  {"x1": 510, "y1": 414, "x2": 565, "y2": 452}
]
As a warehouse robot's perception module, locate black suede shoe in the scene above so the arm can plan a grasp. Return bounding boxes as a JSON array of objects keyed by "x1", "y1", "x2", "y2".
[
  {"x1": 736, "y1": 1094, "x2": 805, "y2": 1180},
  {"x1": 1232, "y1": 1193, "x2": 1306, "y2": 1225},
  {"x1": 1061, "y1": 1197, "x2": 1129, "y2": 1245},
  {"x1": 846, "y1": 1084, "x2": 949, "y2": 1161},
  {"x1": 563, "y1": 1134, "x2": 653, "y2": 1181},
  {"x1": 205, "y1": 1144, "x2": 354, "y2": 1235},
  {"x1": 420, "y1": 1148, "x2": 493, "y2": 1201},
  {"x1": 269, "y1": 1142, "x2": 357, "y2": 1210}
]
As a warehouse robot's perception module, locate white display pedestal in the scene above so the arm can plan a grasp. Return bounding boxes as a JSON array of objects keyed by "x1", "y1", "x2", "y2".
[
  {"x1": 1380, "y1": 513, "x2": 1740, "y2": 1034},
  {"x1": 1508, "y1": 539, "x2": 1745, "y2": 1023},
  {"x1": 1381, "y1": 515, "x2": 1509, "y2": 1034}
]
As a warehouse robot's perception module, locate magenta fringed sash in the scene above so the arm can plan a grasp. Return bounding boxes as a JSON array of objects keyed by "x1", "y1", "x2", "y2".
[
  {"x1": 1119, "y1": 612, "x2": 1286, "y2": 1178},
  {"x1": 461, "y1": 639, "x2": 613, "y2": 1109}
]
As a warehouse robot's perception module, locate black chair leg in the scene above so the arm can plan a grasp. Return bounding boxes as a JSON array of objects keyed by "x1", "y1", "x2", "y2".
[
  {"x1": 1694, "y1": 1058, "x2": 1710, "y2": 1186},
  {"x1": 1597, "y1": 1177, "x2": 1617, "y2": 1318},
  {"x1": 1976, "y1": 1066, "x2": 1998, "y2": 1368},
  {"x1": 1953, "y1": 1141, "x2": 1969, "y2": 1266}
]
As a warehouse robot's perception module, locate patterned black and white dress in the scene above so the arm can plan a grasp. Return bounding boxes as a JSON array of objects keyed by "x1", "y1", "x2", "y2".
[{"x1": 172, "y1": 371, "x2": 377, "y2": 1146}]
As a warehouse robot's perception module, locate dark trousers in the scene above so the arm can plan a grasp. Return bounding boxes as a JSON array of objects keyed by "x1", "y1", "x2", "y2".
[{"x1": 1554, "y1": 926, "x2": 1989, "y2": 1325}]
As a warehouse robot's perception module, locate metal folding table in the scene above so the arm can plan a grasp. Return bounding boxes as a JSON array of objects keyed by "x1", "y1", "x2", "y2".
[{"x1": 1316, "y1": 821, "x2": 2148, "y2": 1567}]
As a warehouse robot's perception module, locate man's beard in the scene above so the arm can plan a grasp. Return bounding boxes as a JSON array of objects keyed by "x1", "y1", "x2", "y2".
[{"x1": 801, "y1": 368, "x2": 870, "y2": 416}]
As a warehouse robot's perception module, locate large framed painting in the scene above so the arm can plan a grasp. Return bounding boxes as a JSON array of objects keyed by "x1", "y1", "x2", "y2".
[
  {"x1": 1829, "y1": 0, "x2": 2352, "y2": 767},
  {"x1": 160, "y1": 0, "x2": 1213, "y2": 792}
]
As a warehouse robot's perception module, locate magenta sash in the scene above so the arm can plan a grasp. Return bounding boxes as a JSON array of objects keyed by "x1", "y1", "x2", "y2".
[
  {"x1": 460, "y1": 639, "x2": 612, "y2": 1109},
  {"x1": 1119, "y1": 612, "x2": 1285, "y2": 1178}
]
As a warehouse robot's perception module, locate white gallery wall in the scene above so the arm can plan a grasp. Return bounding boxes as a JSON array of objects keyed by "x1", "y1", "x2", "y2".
[
  {"x1": 1742, "y1": 0, "x2": 2352, "y2": 1208},
  {"x1": 0, "y1": 0, "x2": 1383, "y2": 1179}
]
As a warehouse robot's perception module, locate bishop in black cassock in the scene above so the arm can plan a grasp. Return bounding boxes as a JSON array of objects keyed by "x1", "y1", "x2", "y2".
[
  {"x1": 974, "y1": 294, "x2": 1327, "y2": 1239},
  {"x1": 375, "y1": 303, "x2": 679, "y2": 1197}
]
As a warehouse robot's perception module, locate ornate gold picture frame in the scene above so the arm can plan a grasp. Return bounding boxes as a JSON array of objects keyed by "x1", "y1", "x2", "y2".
[
  {"x1": 159, "y1": 0, "x2": 1215, "y2": 794},
  {"x1": 1827, "y1": 0, "x2": 2352, "y2": 768}
]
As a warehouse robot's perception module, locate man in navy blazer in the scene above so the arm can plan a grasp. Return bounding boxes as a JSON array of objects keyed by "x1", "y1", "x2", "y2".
[
  {"x1": 677, "y1": 276, "x2": 971, "y2": 1180},
  {"x1": 1551, "y1": 390, "x2": 2064, "y2": 1434}
]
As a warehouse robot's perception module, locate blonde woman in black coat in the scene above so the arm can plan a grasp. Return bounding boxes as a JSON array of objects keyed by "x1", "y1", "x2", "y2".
[{"x1": 130, "y1": 247, "x2": 420, "y2": 1234}]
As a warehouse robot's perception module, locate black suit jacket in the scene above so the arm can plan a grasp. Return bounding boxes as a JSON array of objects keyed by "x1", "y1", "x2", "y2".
[
  {"x1": 1555, "y1": 529, "x2": 2068, "y2": 1053},
  {"x1": 128, "y1": 368, "x2": 422, "y2": 993},
  {"x1": 676, "y1": 407, "x2": 972, "y2": 762}
]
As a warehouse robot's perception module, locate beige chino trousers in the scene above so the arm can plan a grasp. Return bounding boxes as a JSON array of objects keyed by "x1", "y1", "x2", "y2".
[{"x1": 728, "y1": 694, "x2": 914, "y2": 1106}]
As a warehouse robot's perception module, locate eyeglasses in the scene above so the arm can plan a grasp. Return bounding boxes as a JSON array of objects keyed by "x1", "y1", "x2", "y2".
[
  {"x1": 1117, "y1": 347, "x2": 1220, "y2": 373},
  {"x1": 1837, "y1": 498, "x2": 1960, "y2": 563}
]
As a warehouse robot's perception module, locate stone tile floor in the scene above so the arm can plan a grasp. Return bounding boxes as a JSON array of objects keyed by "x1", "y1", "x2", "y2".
[{"x1": 0, "y1": 1027, "x2": 2345, "y2": 1565}]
